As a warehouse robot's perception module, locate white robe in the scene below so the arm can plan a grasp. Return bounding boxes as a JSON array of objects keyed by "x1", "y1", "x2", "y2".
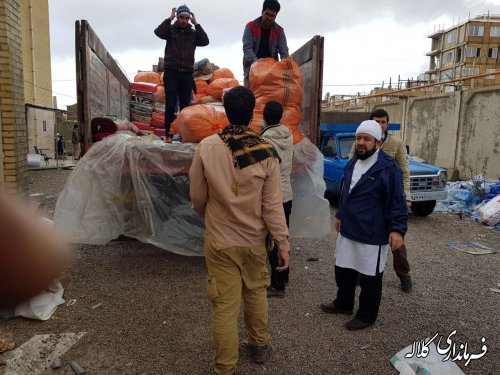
[{"x1": 335, "y1": 150, "x2": 389, "y2": 276}]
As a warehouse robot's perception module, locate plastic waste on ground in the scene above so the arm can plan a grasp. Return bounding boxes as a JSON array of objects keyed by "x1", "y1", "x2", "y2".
[
  {"x1": 54, "y1": 132, "x2": 331, "y2": 256},
  {"x1": 14, "y1": 280, "x2": 65, "y2": 320},
  {"x1": 447, "y1": 242, "x2": 497, "y2": 255},
  {"x1": 391, "y1": 341, "x2": 465, "y2": 375},
  {"x1": 435, "y1": 176, "x2": 500, "y2": 226}
]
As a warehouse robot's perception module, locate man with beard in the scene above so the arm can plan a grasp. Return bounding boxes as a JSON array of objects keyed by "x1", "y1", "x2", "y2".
[
  {"x1": 320, "y1": 120, "x2": 408, "y2": 331},
  {"x1": 242, "y1": 0, "x2": 289, "y2": 88},
  {"x1": 349, "y1": 109, "x2": 413, "y2": 292},
  {"x1": 155, "y1": 5, "x2": 209, "y2": 142}
]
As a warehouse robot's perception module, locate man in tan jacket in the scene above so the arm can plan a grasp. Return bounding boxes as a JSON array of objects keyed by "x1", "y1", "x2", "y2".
[
  {"x1": 369, "y1": 109, "x2": 412, "y2": 292},
  {"x1": 189, "y1": 86, "x2": 290, "y2": 375}
]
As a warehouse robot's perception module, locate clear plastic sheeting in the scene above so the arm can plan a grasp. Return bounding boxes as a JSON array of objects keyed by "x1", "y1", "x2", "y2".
[
  {"x1": 289, "y1": 137, "x2": 331, "y2": 238},
  {"x1": 54, "y1": 132, "x2": 205, "y2": 256},
  {"x1": 54, "y1": 132, "x2": 331, "y2": 256}
]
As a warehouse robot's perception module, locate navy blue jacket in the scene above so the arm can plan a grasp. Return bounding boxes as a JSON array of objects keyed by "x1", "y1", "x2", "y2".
[{"x1": 335, "y1": 150, "x2": 408, "y2": 245}]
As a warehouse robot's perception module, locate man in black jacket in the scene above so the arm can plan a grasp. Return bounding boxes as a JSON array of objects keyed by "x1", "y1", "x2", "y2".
[{"x1": 154, "y1": 5, "x2": 209, "y2": 142}]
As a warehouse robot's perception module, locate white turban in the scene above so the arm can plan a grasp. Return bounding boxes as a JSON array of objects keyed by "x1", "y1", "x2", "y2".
[{"x1": 356, "y1": 120, "x2": 382, "y2": 141}]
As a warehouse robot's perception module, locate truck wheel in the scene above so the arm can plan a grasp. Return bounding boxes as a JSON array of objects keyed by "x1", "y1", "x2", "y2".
[{"x1": 411, "y1": 200, "x2": 436, "y2": 216}]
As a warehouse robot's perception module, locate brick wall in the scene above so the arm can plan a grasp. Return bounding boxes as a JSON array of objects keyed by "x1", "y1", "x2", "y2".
[{"x1": 0, "y1": 0, "x2": 29, "y2": 193}]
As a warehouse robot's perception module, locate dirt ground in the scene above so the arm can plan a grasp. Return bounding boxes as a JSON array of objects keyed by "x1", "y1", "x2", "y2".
[{"x1": 1, "y1": 168, "x2": 499, "y2": 375}]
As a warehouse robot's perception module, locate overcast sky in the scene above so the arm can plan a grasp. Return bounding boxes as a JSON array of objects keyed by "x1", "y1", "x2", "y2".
[{"x1": 49, "y1": 0, "x2": 500, "y2": 109}]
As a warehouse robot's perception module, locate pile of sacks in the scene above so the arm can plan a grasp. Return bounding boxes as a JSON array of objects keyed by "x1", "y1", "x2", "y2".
[
  {"x1": 435, "y1": 175, "x2": 500, "y2": 226},
  {"x1": 130, "y1": 71, "x2": 166, "y2": 138}
]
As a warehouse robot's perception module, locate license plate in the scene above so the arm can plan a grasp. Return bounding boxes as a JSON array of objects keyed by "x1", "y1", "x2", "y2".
[{"x1": 411, "y1": 194, "x2": 425, "y2": 201}]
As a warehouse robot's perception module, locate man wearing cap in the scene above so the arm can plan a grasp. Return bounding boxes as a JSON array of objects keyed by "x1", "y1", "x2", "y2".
[
  {"x1": 242, "y1": 0, "x2": 289, "y2": 88},
  {"x1": 320, "y1": 120, "x2": 408, "y2": 331},
  {"x1": 155, "y1": 5, "x2": 209, "y2": 142}
]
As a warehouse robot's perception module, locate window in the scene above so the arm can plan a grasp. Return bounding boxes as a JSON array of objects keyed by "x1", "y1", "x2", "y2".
[
  {"x1": 491, "y1": 26, "x2": 500, "y2": 37},
  {"x1": 455, "y1": 47, "x2": 463, "y2": 63},
  {"x1": 339, "y1": 137, "x2": 355, "y2": 159},
  {"x1": 444, "y1": 50, "x2": 455, "y2": 63},
  {"x1": 485, "y1": 69, "x2": 496, "y2": 80},
  {"x1": 464, "y1": 47, "x2": 481, "y2": 57},
  {"x1": 488, "y1": 48, "x2": 498, "y2": 58},
  {"x1": 446, "y1": 31, "x2": 457, "y2": 43},
  {"x1": 462, "y1": 67, "x2": 480, "y2": 77},
  {"x1": 467, "y1": 25, "x2": 484, "y2": 37}
]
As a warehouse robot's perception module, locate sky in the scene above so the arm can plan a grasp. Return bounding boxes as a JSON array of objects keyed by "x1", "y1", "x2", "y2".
[{"x1": 48, "y1": 0, "x2": 500, "y2": 109}]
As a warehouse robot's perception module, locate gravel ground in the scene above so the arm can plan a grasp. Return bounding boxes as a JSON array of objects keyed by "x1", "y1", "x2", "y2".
[{"x1": 1, "y1": 168, "x2": 499, "y2": 375}]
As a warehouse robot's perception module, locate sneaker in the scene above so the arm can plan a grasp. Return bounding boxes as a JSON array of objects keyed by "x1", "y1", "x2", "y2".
[
  {"x1": 164, "y1": 136, "x2": 172, "y2": 143},
  {"x1": 320, "y1": 302, "x2": 353, "y2": 315},
  {"x1": 250, "y1": 345, "x2": 271, "y2": 364},
  {"x1": 400, "y1": 276, "x2": 412, "y2": 292},
  {"x1": 267, "y1": 286, "x2": 284, "y2": 298},
  {"x1": 345, "y1": 318, "x2": 373, "y2": 331}
]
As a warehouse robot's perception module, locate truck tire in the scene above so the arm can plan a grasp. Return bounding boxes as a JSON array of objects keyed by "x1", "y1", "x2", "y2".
[{"x1": 411, "y1": 200, "x2": 436, "y2": 216}]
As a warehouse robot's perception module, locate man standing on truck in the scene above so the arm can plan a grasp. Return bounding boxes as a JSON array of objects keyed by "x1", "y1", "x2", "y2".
[
  {"x1": 242, "y1": 0, "x2": 289, "y2": 88},
  {"x1": 321, "y1": 120, "x2": 408, "y2": 330},
  {"x1": 260, "y1": 101, "x2": 293, "y2": 298},
  {"x1": 189, "y1": 86, "x2": 290, "y2": 375},
  {"x1": 154, "y1": 5, "x2": 209, "y2": 142}
]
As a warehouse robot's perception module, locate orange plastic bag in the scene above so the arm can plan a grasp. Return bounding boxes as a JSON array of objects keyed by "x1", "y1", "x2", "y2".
[
  {"x1": 209, "y1": 68, "x2": 235, "y2": 83},
  {"x1": 206, "y1": 78, "x2": 239, "y2": 100},
  {"x1": 134, "y1": 71, "x2": 161, "y2": 85},
  {"x1": 249, "y1": 57, "x2": 303, "y2": 107},
  {"x1": 176, "y1": 104, "x2": 229, "y2": 143},
  {"x1": 156, "y1": 86, "x2": 165, "y2": 103},
  {"x1": 195, "y1": 80, "x2": 208, "y2": 98}
]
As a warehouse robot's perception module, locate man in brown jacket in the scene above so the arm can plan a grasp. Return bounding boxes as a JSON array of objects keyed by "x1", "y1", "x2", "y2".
[
  {"x1": 369, "y1": 109, "x2": 412, "y2": 292},
  {"x1": 189, "y1": 86, "x2": 290, "y2": 375}
]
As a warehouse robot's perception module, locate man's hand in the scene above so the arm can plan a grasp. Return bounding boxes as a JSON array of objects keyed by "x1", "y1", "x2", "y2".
[
  {"x1": 276, "y1": 249, "x2": 290, "y2": 272},
  {"x1": 389, "y1": 232, "x2": 404, "y2": 251},
  {"x1": 190, "y1": 12, "x2": 198, "y2": 25},
  {"x1": 335, "y1": 219, "x2": 341, "y2": 233},
  {"x1": 406, "y1": 200, "x2": 412, "y2": 209},
  {"x1": 170, "y1": 7, "x2": 176, "y2": 20}
]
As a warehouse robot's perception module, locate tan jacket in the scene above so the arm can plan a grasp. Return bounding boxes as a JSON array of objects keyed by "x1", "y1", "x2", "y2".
[
  {"x1": 189, "y1": 134, "x2": 290, "y2": 252},
  {"x1": 349, "y1": 133, "x2": 410, "y2": 199},
  {"x1": 260, "y1": 124, "x2": 293, "y2": 203}
]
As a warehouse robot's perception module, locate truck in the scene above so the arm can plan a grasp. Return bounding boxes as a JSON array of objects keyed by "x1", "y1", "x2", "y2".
[
  {"x1": 319, "y1": 113, "x2": 448, "y2": 216},
  {"x1": 74, "y1": 21, "x2": 447, "y2": 217}
]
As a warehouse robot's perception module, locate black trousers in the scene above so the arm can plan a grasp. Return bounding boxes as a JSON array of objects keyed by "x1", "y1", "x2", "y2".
[
  {"x1": 163, "y1": 69, "x2": 193, "y2": 135},
  {"x1": 334, "y1": 247, "x2": 384, "y2": 324},
  {"x1": 268, "y1": 200, "x2": 292, "y2": 291},
  {"x1": 392, "y1": 244, "x2": 410, "y2": 278}
]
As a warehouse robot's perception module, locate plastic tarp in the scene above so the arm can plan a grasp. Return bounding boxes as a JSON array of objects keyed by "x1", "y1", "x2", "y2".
[{"x1": 54, "y1": 133, "x2": 330, "y2": 256}]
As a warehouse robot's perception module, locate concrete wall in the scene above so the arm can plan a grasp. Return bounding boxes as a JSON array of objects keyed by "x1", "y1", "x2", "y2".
[
  {"x1": 325, "y1": 85, "x2": 500, "y2": 181},
  {"x1": 456, "y1": 87, "x2": 500, "y2": 179},
  {"x1": 26, "y1": 106, "x2": 56, "y2": 155}
]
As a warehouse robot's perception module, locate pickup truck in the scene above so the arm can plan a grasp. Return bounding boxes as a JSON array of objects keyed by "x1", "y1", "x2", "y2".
[{"x1": 320, "y1": 123, "x2": 448, "y2": 216}]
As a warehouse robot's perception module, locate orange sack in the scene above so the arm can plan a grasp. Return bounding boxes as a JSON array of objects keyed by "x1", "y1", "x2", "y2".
[
  {"x1": 249, "y1": 57, "x2": 303, "y2": 107},
  {"x1": 134, "y1": 71, "x2": 161, "y2": 85},
  {"x1": 195, "y1": 80, "x2": 208, "y2": 98},
  {"x1": 206, "y1": 78, "x2": 239, "y2": 100},
  {"x1": 156, "y1": 86, "x2": 165, "y2": 103},
  {"x1": 209, "y1": 68, "x2": 235, "y2": 83},
  {"x1": 176, "y1": 104, "x2": 229, "y2": 143}
]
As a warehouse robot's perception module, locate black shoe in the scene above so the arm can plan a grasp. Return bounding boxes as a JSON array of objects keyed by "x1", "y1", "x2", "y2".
[
  {"x1": 400, "y1": 276, "x2": 412, "y2": 292},
  {"x1": 320, "y1": 302, "x2": 353, "y2": 315},
  {"x1": 250, "y1": 345, "x2": 271, "y2": 364},
  {"x1": 267, "y1": 286, "x2": 285, "y2": 298},
  {"x1": 345, "y1": 318, "x2": 373, "y2": 331}
]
